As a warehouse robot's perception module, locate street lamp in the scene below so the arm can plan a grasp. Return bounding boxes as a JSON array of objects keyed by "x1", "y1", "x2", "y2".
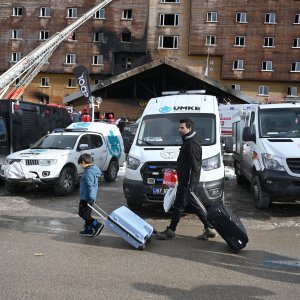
[{"x1": 89, "y1": 96, "x2": 102, "y2": 122}]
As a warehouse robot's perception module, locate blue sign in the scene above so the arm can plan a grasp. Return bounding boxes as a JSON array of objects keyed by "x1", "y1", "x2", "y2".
[{"x1": 159, "y1": 106, "x2": 172, "y2": 113}]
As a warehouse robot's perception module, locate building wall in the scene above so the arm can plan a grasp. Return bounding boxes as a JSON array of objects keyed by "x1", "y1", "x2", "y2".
[{"x1": 0, "y1": 0, "x2": 299, "y2": 107}]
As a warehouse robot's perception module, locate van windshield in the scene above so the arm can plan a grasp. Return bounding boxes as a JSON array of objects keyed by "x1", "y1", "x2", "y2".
[
  {"x1": 259, "y1": 108, "x2": 300, "y2": 138},
  {"x1": 31, "y1": 134, "x2": 78, "y2": 150},
  {"x1": 137, "y1": 113, "x2": 216, "y2": 146}
]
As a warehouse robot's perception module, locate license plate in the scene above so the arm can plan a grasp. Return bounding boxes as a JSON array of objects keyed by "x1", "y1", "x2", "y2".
[{"x1": 152, "y1": 187, "x2": 168, "y2": 195}]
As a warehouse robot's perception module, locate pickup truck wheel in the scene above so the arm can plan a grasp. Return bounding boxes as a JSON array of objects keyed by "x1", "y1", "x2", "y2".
[
  {"x1": 252, "y1": 175, "x2": 271, "y2": 209},
  {"x1": 104, "y1": 160, "x2": 119, "y2": 182},
  {"x1": 54, "y1": 167, "x2": 76, "y2": 196},
  {"x1": 4, "y1": 181, "x2": 26, "y2": 194}
]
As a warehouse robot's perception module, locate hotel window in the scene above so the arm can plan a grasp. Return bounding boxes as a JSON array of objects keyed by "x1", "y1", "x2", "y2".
[
  {"x1": 259, "y1": 86, "x2": 269, "y2": 96},
  {"x1": 293, "y1": 38, "x2": 300, "y2": 48},
  {"x1": 232, "y1": 84, "x2": 241, "y2": 92},
  {"x1": 207, "y1": 12, "x2": 218, "y2": 22},
  {"x1": 11, "y1": 52, "x2": 21, "y2": 62},
  {"x1": 11, "y1": 29, "x2": 22, "y2": 39},
  {"x1": 40, "y1": 30, "x2": 49, "y2": 40},
  {"x1": 94, "y1": 9, "x2": 105, "y2": 19},
  {"x1": 67, "y1": 8, "x2": 77, "y2": 18},
  {"x1": 12, "y1": 7, "x2": 22, "y2": 16},
  {"x1": 68, "y1": 78, "x2": 77, "y2": 88},
  {"x1": 265, "y1": 13, "x2": 276, "y2": 24},
  {"x1": 159, "y1": 14, "x2": 179, "y2": 26},
  {"x1": 93, "y1": 55, "x2": 103, "y2": 65},
  {"x1": 205, "y1": 35, "x2": 216, "y2": 46},
  {"x1": 291, "y1": 62, "x2": 300, "y2": 72},
  {"x1": 160, "y1": 0, "x2": 180, "y2": 3},
  {"x1": 121, "y1": 31, "x2": 131, "y2": 42},
  {"x1": 122, "y1": 9, "x2": 132, "y2": 20},
  {"x1": 294, "y1": 14, "x2": 300, "y2": 24},
  {"x1": 262, "y1": 61, "x2": 273, "y2": 71},
  {"x1": 121, "y1": 57, "x2": 132, "y2": 70},
  {"x1": 40, "y1": 7, "x2": 50, "y2": 17},
  {"x1": 235, "y1": 36, "x2": 245, "y2": 46},
  {"x1": 263, "y1": 37, "x2": 274, "y2": 47},
  {"x1": 236, "y1": 12, "x2": 247, "y2": 23},
  {"x1": 287, "y1": 87, "x2": 298, "y2": 97},
  {"x1": 94, "y1": 32, "x2": 104, "y2": 42},
  {"x1": 158, "y1": 36, "x2": 179, "y2": 49},
  {"x1": 66, "y1": 54, "x2": 76, "y2": 64},
  {"x1": 41, "y1": 77, "x2": 50, "y2": 87},
  {"x1": 233, "y1": 60, "x2": 244, "y2": 70}
]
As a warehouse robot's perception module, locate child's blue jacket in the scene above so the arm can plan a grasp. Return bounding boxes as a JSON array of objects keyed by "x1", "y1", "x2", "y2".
[{"x1": 80, "y1": 165, "x2": 101, "y2": 202}]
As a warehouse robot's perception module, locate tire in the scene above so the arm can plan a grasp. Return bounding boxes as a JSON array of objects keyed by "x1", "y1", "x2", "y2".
[
  {"x1": 104, "y1": 160, "x2": 119, "y2": 182},
  {"x1": 126, "y1": 200, "x2": 142, "y2": 211},
  {"x1": 235, "y1": 163, "x2": 245, "y2": 185},
  {"x1": 251, "y1": 175, "x2": 271, "y2": 209},
  {"x1": 236, "y1": 174, "x2": 245, "y2": 185},
  {"x1": 4, "y1": 181, "x2": 26, "y2": 194},
  {"x1": 54, "y1": 167, "x2": 76, "y2": 196}
]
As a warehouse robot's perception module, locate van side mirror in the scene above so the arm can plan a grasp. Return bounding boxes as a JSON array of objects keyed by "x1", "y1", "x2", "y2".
[
  {"x1": 223, "y1": 137, "x2": 234, "y2": 153},
  {"x1": 79, "y1": 143, "x2": 90, "y2": 151},
  {"x1": 242, "y1": 127, "x2": 256, "y2": 142}
]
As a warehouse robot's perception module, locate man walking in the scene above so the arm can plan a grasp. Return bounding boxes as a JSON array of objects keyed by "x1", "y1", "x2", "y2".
[{"x1": 156, "y1": 118, "x2": 217, "y2": 240}]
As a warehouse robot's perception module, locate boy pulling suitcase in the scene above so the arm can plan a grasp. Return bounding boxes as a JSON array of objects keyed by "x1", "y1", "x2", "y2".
[{"x1": 78, "y1": 153, "x2": 104, "y2": 237}]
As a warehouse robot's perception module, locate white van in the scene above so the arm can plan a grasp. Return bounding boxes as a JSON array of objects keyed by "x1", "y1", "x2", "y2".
[
  {"x1": 123, "y1": 91, "x2": 224, "y2": 210},
  {"x1": 231, "y1": 102, "x2": 300, "y2": 208},
  {"x1": 1, "y1": 122, "x2": 125, "y2": 195}
]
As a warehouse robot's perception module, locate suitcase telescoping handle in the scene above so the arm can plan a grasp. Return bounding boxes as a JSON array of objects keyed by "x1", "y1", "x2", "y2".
[
  {"x1": 190, "y1": 191, "x2": 207, "y2": 214},
  {"x1": 88, "y1": 203, "x2": 109, "y2": 220}
]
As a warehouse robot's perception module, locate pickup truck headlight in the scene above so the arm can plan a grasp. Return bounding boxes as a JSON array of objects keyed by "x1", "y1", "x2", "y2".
[
  {"x1": 2, "y1": 158, "x2": 13, "y2": 165},
  {"x1": 127, "y1": 156, "x2": 140, "y2": 170},
  {"x1": 39, "y1": 159, "x2": 57, "y2": 166},
  {"x1": 262, "y1": 153, "x2": 284, "y2": 171},
  {"x1": 202, "y1": 153, "x2": 221, "y2": 171}
]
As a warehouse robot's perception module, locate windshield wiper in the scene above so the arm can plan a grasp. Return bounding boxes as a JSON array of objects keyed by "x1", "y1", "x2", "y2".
[{"x1": 137, "y1": 138, "x2": 156, "y2": 146}]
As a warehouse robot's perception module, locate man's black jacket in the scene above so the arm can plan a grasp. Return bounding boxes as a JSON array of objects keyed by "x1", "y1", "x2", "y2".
[{"x1": 176, "y1": 131, "x2": 202, "y2": 190}]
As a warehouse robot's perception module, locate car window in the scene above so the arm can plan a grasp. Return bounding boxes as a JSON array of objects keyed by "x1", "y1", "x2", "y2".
[
  {"x1": 90, "y1": 134, "x2": 103, "y2": 149},
  {"x1": 77, "y1": 134, "x2": 91, "y2": 150}
]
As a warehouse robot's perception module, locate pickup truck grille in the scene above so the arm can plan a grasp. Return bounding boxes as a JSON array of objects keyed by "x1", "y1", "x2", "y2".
[
  {"x1": 25, "y1": 160, "x2": 39, "y2": 166},
  {"x1": 141, "y1": 162, "x2": 177, "y2": 201},
  {"x1": 286, "y1": 158, "x2": 300, "y2": 174}
]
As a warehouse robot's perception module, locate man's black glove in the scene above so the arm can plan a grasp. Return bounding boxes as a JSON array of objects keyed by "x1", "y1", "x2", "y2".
[{"x1": 87, "y1": 200, "x2": 94, "y2": 206}]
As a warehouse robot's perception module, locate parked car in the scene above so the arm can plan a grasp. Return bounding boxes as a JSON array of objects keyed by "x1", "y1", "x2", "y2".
[{"x1": 1, "y1": 122, "x2": 125, "y2": 195}]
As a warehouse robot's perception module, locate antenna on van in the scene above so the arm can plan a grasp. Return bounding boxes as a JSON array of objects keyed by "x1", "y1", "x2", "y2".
[{"x1": 153, "y1": 82, "x2": 157, "y2": 102}]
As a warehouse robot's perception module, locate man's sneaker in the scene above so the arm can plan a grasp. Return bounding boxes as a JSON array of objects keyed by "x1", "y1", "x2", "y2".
[
  {"x1": 92, "y1": 222, "x2": 104, "y2": 237},
  {"x1": 79, "y1": 225, "x2": 94, "y2": 237},
  {"x1": 197, "y1": 228, "x2": 217, "y2": 240},
  {"x1": 156, "y1": 228, "x2": 175, "y2": 240}
]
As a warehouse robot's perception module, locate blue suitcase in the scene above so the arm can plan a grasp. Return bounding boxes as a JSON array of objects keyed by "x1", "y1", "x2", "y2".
[{"x1": 89, "y1": 204, "x2": 154, "y2": 250}]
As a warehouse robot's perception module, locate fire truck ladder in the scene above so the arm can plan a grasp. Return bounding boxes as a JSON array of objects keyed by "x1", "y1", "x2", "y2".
[{"x1": 0, "y1": 0, "x2": 112, "y2": 100}]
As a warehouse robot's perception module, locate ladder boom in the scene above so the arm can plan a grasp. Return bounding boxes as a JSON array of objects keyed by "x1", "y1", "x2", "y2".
[{"x1": 0, "y1": 0, "x2": 112, "y2": 94}]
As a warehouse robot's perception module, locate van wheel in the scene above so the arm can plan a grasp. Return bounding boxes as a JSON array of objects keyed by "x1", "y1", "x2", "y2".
[
  {"x1": 127, "y1": 200, "x2": 142, "y2": 211},
  {"x1": 251, "y1": 175, "x2": 271, "y2": 209},
  {"x1": 54, "y1": 167, "x2": 76, "y2": 196},
  {"x1": 104, "y1": 160, "x2": 119, "y2": 182},
  {"x1": 4, "y1": 181, "x2": 26, "y2": 194}
]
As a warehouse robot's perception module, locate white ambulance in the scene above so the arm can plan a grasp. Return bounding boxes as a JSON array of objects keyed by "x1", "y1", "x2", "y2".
[
  {"x1": 231, "y1": 102, "x2": 300, "y2": 208},
  {"x1": 1, "y1": 122, "x2": 125, "y2": 195},
  {"x1": 123, "y1": 91, "x2": 225, "y2": 210}
]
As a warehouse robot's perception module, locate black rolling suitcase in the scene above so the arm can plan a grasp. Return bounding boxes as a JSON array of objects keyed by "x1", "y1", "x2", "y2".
[{"x1": 190, "y1": 192, "x2": 248, "y2": 252}]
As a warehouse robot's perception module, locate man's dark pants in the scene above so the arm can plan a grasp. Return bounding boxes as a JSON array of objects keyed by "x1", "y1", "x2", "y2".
[{"x1": 168, "y1": 184, "x2": 213, "y2": 232}]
